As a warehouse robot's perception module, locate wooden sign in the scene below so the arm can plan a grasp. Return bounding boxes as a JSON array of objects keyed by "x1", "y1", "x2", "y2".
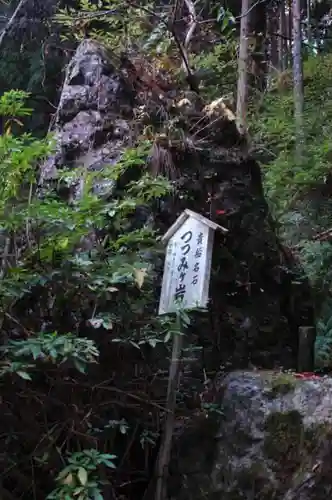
[{"x1": 158, "y1": 210, "x2": 228, "y2": 315}]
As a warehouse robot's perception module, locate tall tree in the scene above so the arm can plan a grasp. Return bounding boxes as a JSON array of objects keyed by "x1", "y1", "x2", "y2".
[
  {"x1": 287, "y1": 0, "x2": 293, "y2": 66},
  {"x1": 293, "y1": 0, "x2": 304, "y2": 163},
  {"x1": 236, "y1": 0, "x2": 251, "y2": 135},
  {"x1": 268, "y1": 4, "x2": 279, "y2": 72},
  {"x1": 278, "y1": 1, "x2": 287, "y2": 70},
  {"x1": 250, "y1": 0, "x2": 267, "y2": 91}
]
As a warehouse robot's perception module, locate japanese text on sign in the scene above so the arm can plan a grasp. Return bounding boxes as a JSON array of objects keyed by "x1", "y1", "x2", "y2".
[{"x1": 159, "y1": 215, "x2": 214, "y2": 314}]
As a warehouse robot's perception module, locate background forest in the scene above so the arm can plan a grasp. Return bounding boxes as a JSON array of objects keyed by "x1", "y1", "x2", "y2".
[{"x1": 1, "y1": 0, "x2": 332, "y2": 499}]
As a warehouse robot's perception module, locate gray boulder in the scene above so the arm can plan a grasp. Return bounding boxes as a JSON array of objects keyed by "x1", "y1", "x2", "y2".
[{"x1": 171, "y1": 370, "x2": 332, "y2": 500}]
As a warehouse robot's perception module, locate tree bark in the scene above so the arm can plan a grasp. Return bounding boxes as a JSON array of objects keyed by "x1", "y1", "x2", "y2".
[
  {"x1": 278, "y1": 2, "x2": 287, "y2": 70},
  {"x1": 292, "y1": 0, "x2": 304, "y2": 164},
  {"x1": 268, "y1": 6, "x2": 279, "y2": 72},
  {"x1": 249, "y1": 0, "x2": 267, "y2": 91},
  {"x1": 287, "y1": 0, "x2": 293, "y2": 67},
  {"x1": 306, "y1": 0, "x2": 312, "y2": 47},
  {"x1": 236, "y1": 0, "x2": 251, "y2": 135}
]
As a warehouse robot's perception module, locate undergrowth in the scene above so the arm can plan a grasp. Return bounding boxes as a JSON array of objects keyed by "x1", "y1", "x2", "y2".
[
  {"x1": 250, "y1": 54, "x2": 332, "y2": 368},
  {"x1": 0, "y1": 90, "x2": 190, "y2": 499}
]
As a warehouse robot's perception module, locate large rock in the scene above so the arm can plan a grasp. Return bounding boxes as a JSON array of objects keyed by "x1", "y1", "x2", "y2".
[
  {"x1": 40, "y1": 39, "x2": 315, "y2": 372},
  {"x1": 170, "y1": 371, "x2": 332, "y2": 500},
  {"x1": 40, "y1": 39, "x2": 133, "y2": 199}
]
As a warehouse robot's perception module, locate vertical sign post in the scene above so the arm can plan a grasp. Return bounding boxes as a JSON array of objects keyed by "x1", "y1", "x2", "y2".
[
  {"x1": 155, "y1": 210, "x2": 227, "y2": 500},
  {"x1": 158, "y1": 209, "x2": 228, "y2": 315}
]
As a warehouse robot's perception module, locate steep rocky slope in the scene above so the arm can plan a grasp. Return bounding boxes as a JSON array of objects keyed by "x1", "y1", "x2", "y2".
[{"x1": 41, "y1": 39, "x2": 315, "y2": 372}]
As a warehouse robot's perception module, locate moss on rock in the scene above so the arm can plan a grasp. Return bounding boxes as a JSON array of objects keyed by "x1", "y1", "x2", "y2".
[
  {"x1": 264, "y1": 410, "x2": 303, "y2": 472},
  {"x1": 265, "y1": 372, "x2": 297, "y2": 399}
]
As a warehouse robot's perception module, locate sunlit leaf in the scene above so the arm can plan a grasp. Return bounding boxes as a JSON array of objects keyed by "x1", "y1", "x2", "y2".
[
  {"x1": 63, "y1": 473, "x2": 74, "y2": 486},
  {"x1": 134, "y1": 267, "x2": 147, "y2": 289},
  {"x1": 17, "y1": 370, "x2": 32, "y2": 381},
  {"x1": 77, "y1": 467, "x2": 88, "y2": 486}
]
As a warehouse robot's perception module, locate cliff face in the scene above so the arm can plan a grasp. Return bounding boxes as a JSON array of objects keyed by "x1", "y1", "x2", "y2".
[{"x1": 41, "y1": 39, "x2": 315, "y2": 373}]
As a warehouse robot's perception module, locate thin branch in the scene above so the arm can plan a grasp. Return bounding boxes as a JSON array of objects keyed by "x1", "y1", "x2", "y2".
[
  {"x1": 235, "y1": 0, "x2": 271, "y2": 20},
  {"x1": 269, "y1": 30, "x2": 312, "y2": 48},
  {"x1": 183, "y1": 0, "x2": 198, "y2": 71},
  {"x1": 0, "y1": 0, "x2": 30, "y2": 48}
]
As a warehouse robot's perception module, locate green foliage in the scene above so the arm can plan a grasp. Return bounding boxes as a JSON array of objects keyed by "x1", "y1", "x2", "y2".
[
  {"x1": 252, "y1": 54, "x2": 332, "y2": 215},
  {"x1": 253, "y1": 54, "x2": 332, "y2": 368},
  {"x1": 0, "y1": 89, "x2": 33, "y2": 118},
  {"x1": 192, "y1": 40, "x2": 238, "y2": 100},
  {"x1": 298, "y1": 241, "x2": 332, "y2": 292},
  {"x1": 315, "y1": 305, "x2": 332, "y2": 369},
  {"x1": 0, "y1": 90, "x2": 179, "y2": 498},
  {"x1": 0, "y1": 28, "x2": 65, "y2": 136},
  {"x1": 1, "y1": 332, "x2": 99, "y2": 376},
  {"x1": 47, "y1": 449, "x2": 117, "y2": 500},
  {"x1": 55, "y1": 0, "x2": 150, "y2": 50}
]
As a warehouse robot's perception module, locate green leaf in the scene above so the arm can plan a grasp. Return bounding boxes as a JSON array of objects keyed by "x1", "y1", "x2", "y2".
[
  {"x1": 93, "y1": 491, "x2": 104, "y2": 500},
  {"x1": 17, "y1": 370, "x2": 32, "y2": 380},
  {"x1": 77, "y1": 467, "x2": 88, "y2": 486},
  {"x1": 164, "y1": 332, "x2": 171, "y2": 343},
  {"x1": 73, "y1": 359, "x2": 87, "y2": 374},
  {"x1": 30, "y1": 345, "x2": 41, "y2": 360},
  {"x1": 101, "y1": 459, "x2": 116, "y2": 468}
]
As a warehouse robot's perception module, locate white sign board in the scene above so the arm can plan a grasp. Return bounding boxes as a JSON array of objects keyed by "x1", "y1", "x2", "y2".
[{"x1": 158, "y1": 210, "x2": 227, "y2": 315}]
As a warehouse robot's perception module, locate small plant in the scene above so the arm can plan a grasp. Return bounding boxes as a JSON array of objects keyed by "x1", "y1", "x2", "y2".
[
  {"x1": 47, "y1": 449, "x2": 116, "y2": 500},
  {"x1": 0, "y1": 90, "x2": 179, "y2": 499},
  {"x1": 0, "y1": 332, "x2": 99, "y2": 375},
  {"x1": 201, "y1": 402, "x2": 224, "y2": 416}
]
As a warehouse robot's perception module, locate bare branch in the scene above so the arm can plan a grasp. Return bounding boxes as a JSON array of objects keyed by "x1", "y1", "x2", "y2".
[
  {"x1": 0, "y1": 0, "x2": 30, "y2": 48},
  {"x1": 183, "y1": 0, "x2": 197, "y2": 72}
]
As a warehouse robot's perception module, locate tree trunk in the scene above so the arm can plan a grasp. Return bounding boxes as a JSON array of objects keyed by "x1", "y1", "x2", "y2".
[
  {"x1": 293, "y1": 0, "x2": 304, "y2": 164},
  {"x1": 249, "y1": 0, "x2": 267, "y2": 92},
  {"x1": 287, "y1": 0, "x2": 293, "y2": 67},
  {"x1": 267, "y1": 5, "x2": 278, "y2": 74},
  {"x1": 278, "y1": 2, "x2": 287, "y2": 70},
  {"x1": 306, "y1": 0, "x2": 312, "y2": 47},
  {"x1": 236, "y1": 0, "x2": 250, "y2": 135}
]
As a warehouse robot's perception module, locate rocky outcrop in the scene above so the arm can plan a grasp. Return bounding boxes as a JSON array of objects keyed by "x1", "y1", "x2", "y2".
[
  {"x1": 40, "y1": 40, "x2": 134, "y2": 199},
  {"x1": 40, "y1": 39, "x2": 315, "y2": 372},
  {"x1": 170, "y1": 371, "x2": 332, "y2": 500}
]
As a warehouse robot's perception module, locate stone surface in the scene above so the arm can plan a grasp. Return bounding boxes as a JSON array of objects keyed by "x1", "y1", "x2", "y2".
[
  {"x1": 40, "y1": 39, "x2": 133, "y2": 197},
  {"x1": 170, "y1": 371, "x2": 332, "y2": 500}
]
